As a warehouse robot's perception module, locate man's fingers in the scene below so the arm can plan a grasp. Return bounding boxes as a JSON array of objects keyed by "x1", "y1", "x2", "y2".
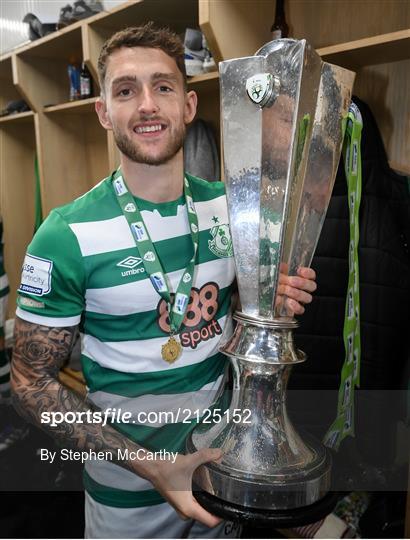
[
  {"x1": 287, "y1": 275, "x2": 317, "y2": 293},
  {"x1": 285, "y1": 297, "x2": 304, "y2": 315},
  {"x1": 189, "y1": 498, "x2": 222, "y2": 528},
  {"x1": 189, "y1": 448, "x2": 223, "y2": 470},
  {"x1": 175, "y1": 508, "x2": 190, "y2": 521},
  {"x1": 281, "y1": 285, "x2": 313, "y2": 305},
  {"x1": 297, "y1": 266, "x2": 316, "y2": 280}
]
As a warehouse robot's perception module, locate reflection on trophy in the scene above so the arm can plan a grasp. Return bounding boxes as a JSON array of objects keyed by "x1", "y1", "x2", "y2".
[{"x1": 187, "y1": 39, "x2": 355, "y2": 524}]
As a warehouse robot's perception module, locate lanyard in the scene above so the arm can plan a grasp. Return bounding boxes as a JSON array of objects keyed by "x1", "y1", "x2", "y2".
[
  {"x1": 324, "y1": 102, "x2": 363, "y2": 450},
  {"x1": 112, "y1": 169, "x2": 199, "y2": 363}
]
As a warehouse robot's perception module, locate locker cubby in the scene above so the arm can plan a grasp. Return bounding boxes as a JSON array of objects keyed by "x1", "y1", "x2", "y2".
[
  {"x1": 84, "y1": 0, "x2": 199, "y2": 84},
  {"x1": 0, "y1": 54, "x2": 26, "y2": 112},
  {"x1": 39, "y1": 106, "x2": 110, "y2": 214},
  {"x1": 0, "y1": 112, "x2": 37, "y2": 315},
  {"x1": 14, "y1": 24, "x2": 96, "y2": 111}
]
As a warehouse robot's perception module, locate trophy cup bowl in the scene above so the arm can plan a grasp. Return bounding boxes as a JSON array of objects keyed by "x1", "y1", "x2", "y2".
[{"x1": 187, "y1": 39, "x2": 355, "y2": 525}]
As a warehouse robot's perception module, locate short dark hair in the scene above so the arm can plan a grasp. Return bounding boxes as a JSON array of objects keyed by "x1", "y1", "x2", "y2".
[{"x1": 97, "y1": 22, "x2": 186, "y2": 92}]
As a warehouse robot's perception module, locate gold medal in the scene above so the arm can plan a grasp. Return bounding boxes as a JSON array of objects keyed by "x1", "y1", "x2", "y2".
[{"x1": 161, "y1": 336, "x2": 182, "y2": 364}]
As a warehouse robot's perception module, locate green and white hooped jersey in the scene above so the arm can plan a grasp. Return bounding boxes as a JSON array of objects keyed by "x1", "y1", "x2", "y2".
[{"x1": 16, "y1": 173, "x2": 235, "y2": 508}]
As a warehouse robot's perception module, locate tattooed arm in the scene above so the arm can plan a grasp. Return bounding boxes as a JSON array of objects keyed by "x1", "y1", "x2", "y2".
[
  {"x1": 10, "y1": 316, "x2": 157, "y2": 475},
  {"x1": 11, "y1": 316, "x2": 222, "y2": 527}
]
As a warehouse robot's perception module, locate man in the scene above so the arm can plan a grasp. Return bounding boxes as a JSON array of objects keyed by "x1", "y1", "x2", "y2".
[{"x1": 11, "y1": 23, "x2": 317, "y2": 538}]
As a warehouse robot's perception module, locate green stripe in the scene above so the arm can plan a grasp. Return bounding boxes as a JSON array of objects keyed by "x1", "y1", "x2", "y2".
[
  {"x1": 85, "y1": 229, "x2": 227, "y2": 289},
  {"x1": 83, "y1": 351, "x2": 226, "y2": 396},
  {"x1": 84, "y1": 470, "x2": 165, "y2": 508},
  {"x1": 187, "y1": 174, "x2": 225, "y2": 202},
  {"x1": 84, "y1": 284, "x2": 232, "y2": 342},
  {"x1": 133, "y1": 193, "x2": 185, "y2": 216},
  {"x1": 58, "y1": 179, "x2": 122, "y2": 224}
]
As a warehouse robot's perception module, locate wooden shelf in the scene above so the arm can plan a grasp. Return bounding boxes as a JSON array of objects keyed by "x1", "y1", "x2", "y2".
[
  {"x1": 188, "y1": 71, "x2": 219, "y2": 94},
  {"x1": 84, "y1": 0, "x2": 199, "y2": 87},
  {"x1": 317, "y1": 29, "x2": 410, "y2": 69},
  {"x1": 43, "y1": 97, "x2": 98, "y2": 114},
  {"x1": 89, "y1": 0, "x2": 198, "y2": 34},
  {"x1": 0, "y1": 111, "x2": 34, "y2": 124},
  {"x1": 188, "y1": 71, "x2": 218, "y2": 85},
  {"x1": 15, "y1": 25, "x2": 83, "y2": 61}
]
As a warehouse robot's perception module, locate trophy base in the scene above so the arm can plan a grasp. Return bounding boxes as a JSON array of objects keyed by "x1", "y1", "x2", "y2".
[
  {"x1": 192, "y1": 483, "x2": 340, "y2": 528},
  {"x1": 187, "y1": 435, "x2": 332, "y2": 511}
]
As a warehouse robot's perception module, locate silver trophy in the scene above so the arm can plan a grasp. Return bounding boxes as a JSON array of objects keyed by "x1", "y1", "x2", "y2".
[{"x1": 187, "y1": 39, "x2": 355, "y2": 518}]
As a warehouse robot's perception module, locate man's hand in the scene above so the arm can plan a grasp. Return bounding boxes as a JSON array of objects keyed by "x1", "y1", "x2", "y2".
[
  {"x1": 276, "y1": 266, "x2": 317, "y2": 315},
  {"x1": 148, "y1": 448, "x2": 223, "y2": 528}
]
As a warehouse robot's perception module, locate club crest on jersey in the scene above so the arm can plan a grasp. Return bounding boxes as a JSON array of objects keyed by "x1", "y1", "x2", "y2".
[
  {"x1": 113, "y1": 176, "x2": 128, "y2": 196},
  {"x1": 124, "y1": 202, "x2": 136, "y2": 212},
  {"x1": 131, "y1": 222, "x2": 148, "y2": 242},
  {"x1": 208, "y1": 224, "x2": 233, "y2": 258}
]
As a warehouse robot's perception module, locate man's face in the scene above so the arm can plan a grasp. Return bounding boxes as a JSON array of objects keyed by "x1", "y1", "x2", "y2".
[{"x1": 97, "y1": 47, "x2": 197, "y2": 166}]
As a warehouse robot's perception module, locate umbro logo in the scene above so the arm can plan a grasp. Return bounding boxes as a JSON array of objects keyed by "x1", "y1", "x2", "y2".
[
  {"x1": 117, "y1": 256, "x2": 143, "y2": 269},
  {"x1": 116, "y1": 256, "x2": 145, "y2": 277}
]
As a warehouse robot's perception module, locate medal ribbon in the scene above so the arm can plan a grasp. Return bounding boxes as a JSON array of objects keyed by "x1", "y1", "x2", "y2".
[
  {"x1": 324, "y1": 102, "x2": 363, "y2": 450},
  {"x1": 112, "y1": 169, "x2": 198, "y2": 336}
]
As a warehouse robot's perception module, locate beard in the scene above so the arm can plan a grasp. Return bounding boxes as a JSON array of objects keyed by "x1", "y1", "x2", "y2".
[{"x1": 113, "y1": 123, "x2": 186, "y2": 166}]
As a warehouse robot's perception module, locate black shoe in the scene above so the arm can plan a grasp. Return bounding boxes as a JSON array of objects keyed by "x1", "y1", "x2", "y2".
[
  {"x1": 71, "y1": 0, "x2": 102, "y2": 21},
  {"x1": 57, "y1": 4, "x2": 74, "y2": 29},
  {"x1": 0, "y1": 100, "x2": 30, "y2": 117},
  {"x1": 23, "y1": 13, "x2": 56, "y2": 41}
]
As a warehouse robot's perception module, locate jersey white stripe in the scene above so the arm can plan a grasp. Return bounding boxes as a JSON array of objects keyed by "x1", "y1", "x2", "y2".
[
  {"x1": 16, "y1": 307, "x2": 81, "y2": 327},
  {"x1": 68, "y1": 195, "x2": 228, "y2": 257},
  {"x1": 89, "y1": 375, "x2": 224, "y2": 428},
  {"x1": 69, "y1": 216, "x2": 134, "y2": 257},
  {"x1": 85, "y1": 258, "x2": 235, "y2": 316},
  {"x1": 85, "y1": 459, "x2": 154, "y2": 492},
  {"x1": 194, "y1": 196, "x2": 229, "y2": 232},
  {"x1": 141, "y1": 195, "x2": 229, "y2": 243},
  {"x1": 82, "y1": 315, "x2": 230, "y2": 374}
]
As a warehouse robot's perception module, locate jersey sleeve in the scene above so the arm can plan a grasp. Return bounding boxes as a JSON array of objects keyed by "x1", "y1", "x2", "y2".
[{"x1": 16, "y1": 210, "x2": 86, "y2": 327}]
